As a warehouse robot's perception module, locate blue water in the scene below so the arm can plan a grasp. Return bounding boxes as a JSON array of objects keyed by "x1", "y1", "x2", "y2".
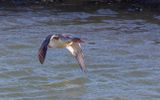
[{"x1": 0, "y1": 8, "x2": 160, "y2": 100}]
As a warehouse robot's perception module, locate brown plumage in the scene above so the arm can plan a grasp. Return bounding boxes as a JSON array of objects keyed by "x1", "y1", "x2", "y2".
[{"x1": 38, "y1": 34, "x2": 86, "y2": 72}]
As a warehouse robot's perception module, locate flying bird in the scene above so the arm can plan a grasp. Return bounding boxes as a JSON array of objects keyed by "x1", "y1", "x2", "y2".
[{"x1": 38, "y1": 34, "x2": 86, "y2": 72}]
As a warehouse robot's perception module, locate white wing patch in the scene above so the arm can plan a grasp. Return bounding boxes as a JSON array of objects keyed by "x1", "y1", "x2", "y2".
[{"x1": 66, "y1": 46, "x2": 75, "y2": 56}]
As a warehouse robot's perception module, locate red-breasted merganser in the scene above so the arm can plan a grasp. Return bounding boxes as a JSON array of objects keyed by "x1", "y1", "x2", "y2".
[{"x1": 38, "y1": 34, "x2": 86, "y2": 72}]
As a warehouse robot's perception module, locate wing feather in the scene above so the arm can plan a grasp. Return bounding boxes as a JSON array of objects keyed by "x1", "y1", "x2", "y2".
[
  {"x1": 66, "y1": 43, "x2": 86, "y2": 72},
  {"x1": 38, "y1": 35, "x2": 52, "y2": 64}
]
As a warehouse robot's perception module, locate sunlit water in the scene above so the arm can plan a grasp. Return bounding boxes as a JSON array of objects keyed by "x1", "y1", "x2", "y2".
[{"x1": 0, "y1": 7, "x2": 160, "y2": 100}]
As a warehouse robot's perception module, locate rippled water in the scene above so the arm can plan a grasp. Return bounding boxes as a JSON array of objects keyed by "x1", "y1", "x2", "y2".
[{"x1": 0, "y1": 7, "x2": 160, "y2": 100}]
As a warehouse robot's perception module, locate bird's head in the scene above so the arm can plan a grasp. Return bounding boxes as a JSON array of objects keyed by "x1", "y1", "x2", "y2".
[{"x1": 52, "y1": 34, "x2": 60, "y2": 40}]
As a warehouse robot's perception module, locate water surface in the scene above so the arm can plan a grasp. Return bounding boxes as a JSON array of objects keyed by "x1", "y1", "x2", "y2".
[{"x1": 0, "y1": 7, "x2": 160, "y2": 100}]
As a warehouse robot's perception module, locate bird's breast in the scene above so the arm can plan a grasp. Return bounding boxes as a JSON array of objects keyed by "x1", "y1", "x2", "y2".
[{"x1": 49, "y1": 40, "x2": 66, "y2": 48}]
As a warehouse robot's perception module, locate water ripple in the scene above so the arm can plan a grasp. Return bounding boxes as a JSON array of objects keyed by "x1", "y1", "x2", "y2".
[{"x1": 0, "y1": 8, "x2": 160, "y2": 100}]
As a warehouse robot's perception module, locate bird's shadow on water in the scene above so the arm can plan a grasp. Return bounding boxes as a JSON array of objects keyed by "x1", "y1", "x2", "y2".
[
  {"x1": 41, "y1": 74, "x2": 90, "y2": 97},
  {"x1": 45, "y1": 76, "x2": 88, "y2": 86},
  {"x1": 39, "y1": 65, "x2": 90, "y2": 89}
]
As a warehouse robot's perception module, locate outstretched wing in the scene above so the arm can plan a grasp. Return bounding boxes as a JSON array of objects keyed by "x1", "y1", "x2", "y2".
[
  {"x1": 38, "y1": 35, "x2": 52, "y2": 64},
  {"x1": 66, "y1": 42, "x2": 86, "y2": 72}
]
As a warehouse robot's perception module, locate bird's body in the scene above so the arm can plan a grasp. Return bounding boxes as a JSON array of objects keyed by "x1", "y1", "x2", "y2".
[
  {"x1": 48, "y1": 38, "x2": 66, "y2": 48},
  {"x1": 38, "y1": 34, "x2": 86, "y2": 72}
]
